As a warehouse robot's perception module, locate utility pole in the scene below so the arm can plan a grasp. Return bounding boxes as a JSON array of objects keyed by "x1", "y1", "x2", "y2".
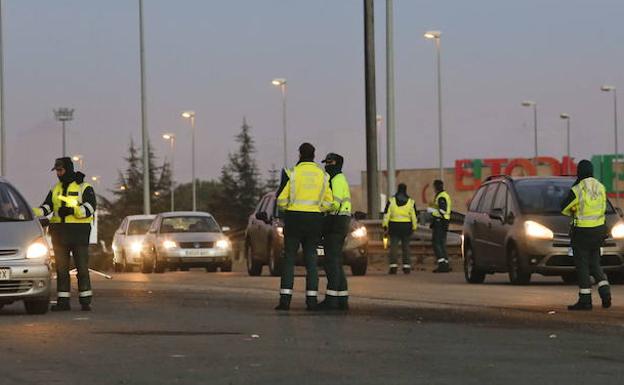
[
  {"x1": 385, "y1": 0, "x2": 396, "y2": 198},
  {"x1": 138, "y1": 0, "x2": 150, "y2": 214},
  {"x1": 0, "y1": 0, "x2": 5, "y2": 176},
  {"x1": 364, "y1": 0, "x2": 380, "y2": 219}
]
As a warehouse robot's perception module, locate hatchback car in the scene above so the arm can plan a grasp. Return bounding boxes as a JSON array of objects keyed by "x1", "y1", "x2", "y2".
[
  {"x1": 245, "y1": 193, "x2": 369, "y2": 276},
  {"x1": 112, "y1": 214, "x2": 155, "y2": 272},
  {"x1": 141, "y1": 212, "x2": 232, "y2": 273},
  {"x1": 462, "y1": 175, "x2": 624, "y2": 285},
  {"x1": 0, "y1": 177, "x2": 51, "y2": 314}
]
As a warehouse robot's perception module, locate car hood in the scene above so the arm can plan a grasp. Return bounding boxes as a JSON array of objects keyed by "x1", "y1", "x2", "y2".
[
  {"x1": 524, "y1": 213, "x2": 620, "y2": 235},
  {"x1": 157, "y1": 232, "x2": 225, "y2": 242},
  {"x1": 0, "y1": 220, "x2": 43, "y2": 250}
]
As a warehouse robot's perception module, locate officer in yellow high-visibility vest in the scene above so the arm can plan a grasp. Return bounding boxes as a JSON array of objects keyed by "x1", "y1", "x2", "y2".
[
  {"x1": 561, "y1": 159, "x2": 612, "y2": 311},
  {"x1": 319, "y1": 153, "x2": 351, "y2": 310},
  {"x1": 428, "y1": 179, "x2": 452, "y2": 273},
  {"x1": 383, "y1": 183, "x2": 418, "y2": 274},
  {"x1": 275, "y1": 143, "x2": 334, "y2": 311},
  {"x1": 33, "y1": 157, "x2": 97, "y2": 311}
]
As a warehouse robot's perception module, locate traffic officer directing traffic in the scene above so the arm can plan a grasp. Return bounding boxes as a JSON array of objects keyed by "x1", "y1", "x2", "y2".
[
  {"x1": 382, "y1": 183, "x2": 418, "y2": 274},
  {"x1": 33, "y1": 157, "x2": 97, "y2": 311},
  {"x1": 429, "y1": 179, "x2": 452, "y2": 273},
  {"x1": 561, "y1": 159, "x2": 612, "y2": 310},
  {"x1": 318, "y1": 153, "x2": 351, "y2": 311},
  {"x1": 275, "y1": 143, "x2": 334, "y2": 311}
]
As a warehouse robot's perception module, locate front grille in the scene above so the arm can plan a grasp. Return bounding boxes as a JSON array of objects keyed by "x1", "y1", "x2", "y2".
[
  {"x1": 546, "y1": 255, "x2": 575, "y2": 267},
  {"x1": 178, "y1": 242, "x2": 214, "y2": 249},
  {"x1": 0, "y1": 280, "x2": 33, "y2": 294},
  {"x1": 0, "y1": 249, "x2": 18, "y2": 256}
]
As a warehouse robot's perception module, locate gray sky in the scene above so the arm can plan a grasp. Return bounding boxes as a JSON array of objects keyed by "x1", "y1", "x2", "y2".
[{"x1": 2, "y1": 0, "x2": 624, "y2": 204}]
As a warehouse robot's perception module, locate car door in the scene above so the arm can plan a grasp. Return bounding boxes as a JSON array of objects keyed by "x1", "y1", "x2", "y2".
[
  {"x1": 250, "y1": 197, "x2": 269, "y2": 254},
  {"x1": 113, "y1": 218, "x2": 128, "y2": 260},
  {"x1": 472, "y1": 183, "x2": 499, "y2": 267},
  {"x1": 487, "y1": 184, "x2": 510, "y2": 268}
]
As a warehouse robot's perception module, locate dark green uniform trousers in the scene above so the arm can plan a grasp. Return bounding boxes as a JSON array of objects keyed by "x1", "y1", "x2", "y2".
[
  {"x1": 388, "y1": 222, "x2": 412, "y2": 269},
  {"x1": 53, "y1": 244, "x2": 92, "y2": 305},
  {"x1": 322, "y1": 215, "x2": 349, "y2": 305},
  {"x1": 572, "y1": 226, "x2": 611, "y2": 304},
  {"x1": 279, "y1": 211, "x2": 323, "y2": 305},
  {"x1": 432, "y1": 219, "x2": 449, "y2": 265}
]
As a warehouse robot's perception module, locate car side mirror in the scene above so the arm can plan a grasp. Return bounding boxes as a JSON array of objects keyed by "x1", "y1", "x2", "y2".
[
  {"x1": 489, "y1": 208, "x2": 505, "y2": 222},
  {"x1": 255, "y1": 212, "x2": 269, "y2": 223},
  {"x1": 38, "y1": 217, "x2": 50, "y2": 228}
]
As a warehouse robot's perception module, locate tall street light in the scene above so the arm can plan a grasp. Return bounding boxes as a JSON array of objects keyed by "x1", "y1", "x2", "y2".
[
  {"x1": 162, "y1": 133, "x2": 176, "y2": 211},
  {"x1": 272, "y1": 78, "x2": 288, "y2": 168},
  {"x1": 559, "y1": 113, "x2": 571, "y2": 160},
  {"x1": 424, "y1": 30, "x2": 444, "y2": 181},
  {"x1": 72, "y1": 154, "x2": 84, "y2": 170},
  {"x1": 385, "y1": 0, "x2": 396, "y2": 198},
  {"x1": 181, "y1": 111, "x2": 196, "y2": 211},
  {"x1": 521, "y1": 100, "x2": 538, "y2": 164},
  {"x1": 138, "y1": 0, "x2": 150, "y2": 215},
  {"x1": 602, "y1": 85, "x2": 619, "y2": 207},
  {"x1": 53, "y1": 107, "x2": 74, "y2": 157},
  {"x1": 0, "y1": 0, "x2": 5, "y2": 176}
]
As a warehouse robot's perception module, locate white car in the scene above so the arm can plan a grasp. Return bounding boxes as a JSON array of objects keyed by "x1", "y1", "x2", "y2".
[{"x1": 112, "y1": 214, "x2": 155, "y2": 272}]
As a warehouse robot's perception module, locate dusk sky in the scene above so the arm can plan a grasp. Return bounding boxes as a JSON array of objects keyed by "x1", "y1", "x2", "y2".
[{"x1": 2, "y1": 0, "x2": 624, "y2": 204}]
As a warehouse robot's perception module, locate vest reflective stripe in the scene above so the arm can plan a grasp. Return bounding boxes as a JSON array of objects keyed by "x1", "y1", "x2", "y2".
[
  {"x1": 571, "y1": 178, "x2": 606, "y2": 228},
  {"x1": 280, "y1": 162, "x2": 332, "y2": 212},
  {"x1": 432, "y1": 191, "x2": 452, "y2": 220},
  {"x1": 50, "y1": 182, "x2": 94, "y2": 224}
]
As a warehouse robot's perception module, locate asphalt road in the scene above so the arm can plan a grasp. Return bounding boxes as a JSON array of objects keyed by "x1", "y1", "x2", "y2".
[{"x1": 1, "y1": 266, "x2": 624, "y2": 385}]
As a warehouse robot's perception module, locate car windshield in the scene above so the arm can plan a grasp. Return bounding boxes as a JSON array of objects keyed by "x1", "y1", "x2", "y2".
[
  {"x1": 127, "y1": 219, "x2": 153, "y2": 235},
  {"x1": 160, "y1": 216, "x2": 220, "y2": 233},
  {"x1": 0, "y1": 182, "x2": 31, "y2": 222},
  {"x1": 514, "y1": 179, "x2": 615, "y2": 215}
]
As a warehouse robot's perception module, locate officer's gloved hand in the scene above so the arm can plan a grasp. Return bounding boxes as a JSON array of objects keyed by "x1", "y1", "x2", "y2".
[{"x1": 58, "y1": 206, "x2": 73, "y2": 218}]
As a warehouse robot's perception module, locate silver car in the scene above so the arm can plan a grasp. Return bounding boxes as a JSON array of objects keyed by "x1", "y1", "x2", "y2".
[
  {"x1": 0, "y1": 177, "x2": 52, "y2": 314},
  {"x1": 112, "y1": 214, "x2": 155, "y2": 272},
  {"x1": 141, "y1": 212, "x2": 233, "y2": 273}
]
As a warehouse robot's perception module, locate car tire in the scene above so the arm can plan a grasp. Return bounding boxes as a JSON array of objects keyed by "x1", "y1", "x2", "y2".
[
  {"x1": 221, "y1": 261, "x2": 233, "y2": 272},
  {"x1": 141, "y1": 253, "x2": 154, "y2": 274},
  {"x1": 561, "y1": 273, "x2": 578, "y2": 284},
  {"x1": 113, "y1": 262, "x2": 123, "y2": 273},
  {"x1": 507, "y1": 246, "x2": 531, "y2": 285},
  {"x1": 246, "y1": 241, "x2": 263, "y2": 276},
  {"x1": 350, "y1": 258, "x2": 368, "y2": 276},
  {"x1": 268, "y1": 242, "x2": 282, "y2": 277},
  {"x1": 24, "y1": 299, "x2": 49, "y2": 315},
  {"x1": 154, "y1": 254, "x2": 166, "y2": 274},
  {"x1": 205, "y1": 265, "x2": 217, "y2": 273},
  {"x1": 464, "y1": 241, "x2": 486, "y2": 284}
]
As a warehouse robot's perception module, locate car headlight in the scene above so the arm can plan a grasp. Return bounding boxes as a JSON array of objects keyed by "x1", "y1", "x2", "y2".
[
  {"x1": 216, "y1": 239, "x2": 231, "y2": 250},
  {"x1": 162, "y1": 240, "x2": 177, "y2": 250},
  {"x1": 611, "y1": 223, "x2": 624, "y2": 239},
  {"x1": 276, "y1": 226, "x2": 284, "y2": 237},
  {"x1": 524, "y1": 220, "x2": 554, "y2": 240},
  {"x1": 27, "y1": 238, "x2": 49, "y2": 259},
  {"x1": 351, "y1": 226, "x2": 367, "y2": 238},
  {"x1": 130, "y1": 242, "x2": 143, "y2": 253}
]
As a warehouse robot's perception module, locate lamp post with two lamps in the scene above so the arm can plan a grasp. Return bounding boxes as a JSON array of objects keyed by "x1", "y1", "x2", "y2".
[
  {"x1": 424, "y1": 31, "x2": 444, "y2": 181},
  {"x1": 271, "y1": 78, "x2": 288, "y2": 168},
  {"x1": 181, "y1": 111, "x2": 196, "y2": 211},
  {"x1": 521, "y1": 100, "x2": 538, "y2": 164},
  {"x1": 162, "y1": 133, "x2": 176, "y2": 211},
  {"x1": 54, "y1": 108, "x2": 74, "y2": 157}
]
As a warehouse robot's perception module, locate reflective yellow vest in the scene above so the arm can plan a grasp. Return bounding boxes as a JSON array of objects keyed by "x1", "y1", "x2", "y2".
[
  {"x1": 277, "y1": 162, "x2": 333, "y2": 213},
  {"x1": 330, "y1": 173, "x2": 351, "y2": 216},
  {"x1": 33, "y1": 182, "x2": 94, "y2": 224},
  {"x1": 432, "y1": 191, "x2": 452, "y2": 221},
  {"x1": 383, "y1": 197, "x2": 417, "y2": 230},
  {"x1": 562, "y1": 177, "x2": 606, "y2": 228}
]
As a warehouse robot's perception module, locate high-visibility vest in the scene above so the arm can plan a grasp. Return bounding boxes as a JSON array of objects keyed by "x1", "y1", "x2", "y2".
[
  {"x1": 330, "y1": 173, "x2": 351, "y2": 216},
  {"x1": 432, "y1": 191, "x2": 452, "y2": 221},
  {"x1": 567, "y1": 177, "x2": 606, "y2": 228},
  {"x1": 34, "y1": 182, "x2": 94, "y2": 224},
  {"x1": 383, "y1": 197, "x2": 417, "y2": 230},
  {"x1": 276, "y1": 162, "x2": 333, "y2": 213}
]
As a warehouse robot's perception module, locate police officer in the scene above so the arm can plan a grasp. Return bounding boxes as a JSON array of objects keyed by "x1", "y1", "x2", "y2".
[
  {"x1": 429, "y1": 179, "x2": 452, "y2": 273},
  {"x1": 319, "y1": 153, "x2": 351, "y2": 311},
  {"x1": 33, "y1": 157, "x2": 96, "y2": 311},
  {"x1": 275, "y1": 143, "x2": 334, "y2": 311},
  {"x1": 382, "y1": 183, "x2": 417, "y2": 274},
  {"x1": 561, "y1": 159, "x2": 612, "y2": 310}
]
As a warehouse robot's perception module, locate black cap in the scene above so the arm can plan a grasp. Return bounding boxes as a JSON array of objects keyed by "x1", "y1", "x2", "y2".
[
  {"x1": 51, "y1": 157, "x2": 74, "y2": 172},
  {"x1": 321, "y1": 152, "x2": 343, "y2": 164}
]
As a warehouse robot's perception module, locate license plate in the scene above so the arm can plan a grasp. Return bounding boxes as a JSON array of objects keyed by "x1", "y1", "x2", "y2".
[
  {"x1": 317, "y1": 248, "x2": 325, "y2": 256},
  {"x1": 0, "y1": 268, "x2": 10, "y2": 280},
  {"x1": 186, "y1": 249, "x2": 209, "y2": 257},
  {"x1": 567, "y1": 247, "x2": 573, "y2": 257}
]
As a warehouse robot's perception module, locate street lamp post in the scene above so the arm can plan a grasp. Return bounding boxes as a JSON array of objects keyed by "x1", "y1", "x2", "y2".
[
  {"x1": 163, "y1": 133, "x2": 176, "y2": 211},
  {"x1": 602, "y1": 85, "x2": 619, "y2": 208},
  {"x1": 0, "y1": 0, "x2": 5, "y2": 177},
  {"x1": 271, "y1": 78, "x2": 288, "y2": 168},
  {"x1": 53, "y1": 108, "x2": 74, "y2": 157},
  {"x1": 386, "y1": 0, "x2": 396, "y2": 198},
  {"x1": 138, "y1": 0, "x2": 150, "y2": 215},
  {"x1": 424, "y1": 30, "x2": 444, "y2": 181},
  {"x1": 559, "y1": 113, "x2": 571, "y2": 160},
  {"x1": 521, "y1": 101, "x2": 538, "y2": 164},
  {"x1": 181, "y1": 111, "x2": 196, "y2": 211},
  {"x1": 71, "y1": 154, "x2": 84, "y2": 170}
]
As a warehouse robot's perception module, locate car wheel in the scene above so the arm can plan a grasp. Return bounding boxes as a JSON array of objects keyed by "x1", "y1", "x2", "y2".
[
  {"x1": 561, "y1": 273, "x2": 578, "y2": 284},
  {"x1": 220, "y1": 261, "x2": 233, "y2": 272},
  {"x1": 24, "y1": 299, "x2": 49, "y2": 315},
  {"x1": 122, "y1": 255, "x2": 133, "y2": 273},
  {"x1": 154, "y1": 253, "x2": 166, "y2": 274},
  {"x1": 350, "y1": 258, "x2": 368, "y2": 276},
  {"x1": 507, "y1": 246, "x2": 531, "y2": 285},
  {"x1": 205, "y1": 265, "x2": 217, "y2": 273},
  {"x1": 141, "y1": 253, "x2": 154, "y2": 274},
  {"x1": 464, "y1": 242, "x2": 486, "y2": 284},
  {"x1": 113, "y1": 262, "x2": 123, "y2": 273},
  {"x1": 268, "y1": 242, "x2": 282, "y2": 277},
  {"x1": 246, "y1": 241, "x2": 263, "y2": 276}
]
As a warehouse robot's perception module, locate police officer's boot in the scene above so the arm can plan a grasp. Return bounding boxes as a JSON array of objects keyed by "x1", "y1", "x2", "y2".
[
  {"x1": 568, "y1": 293, "x2": 592, "y2": 311},
  {"x1": 306, "y1": 296, "x2": 319, "y2": 311},
  {"x1": 318, "y1": 295, "x2": 339, "y2": 310},
  {"x1": 598, "y1": 282, "x2": 612, "y2": 309},
  {"x1": 274, "y1": 295, "x2": 291, "y2": 311},
  {"x1": 433, "y1": 261, "x2": 451, "y2": 273},
  {"x1": 50, "y1": 298, "x2": 71, "y2": 312},
  {"x1": 388, "y1": 265, "x2": 398, "y2": 275},
  {"x1": 338, "y1": 296, "x2": 349, "y2": 311},
  {"x1": 402, "y1": 264, "x2": 412, "y2": 274}
]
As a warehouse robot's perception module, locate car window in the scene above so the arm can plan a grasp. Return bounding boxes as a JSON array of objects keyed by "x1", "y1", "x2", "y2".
[
  {"x1": 477, "y1": 183, "x2": 499, "y2": 213},
  {"x1": 492, "y1": 185, "x2": 507, "y2": 212},
  {"x1": 127, "y1": 219, "x2": 153, "y2": 235},
  {"x1": 119, "y1": 218, "x2": 128, "y2": 232},
  {"x1": 514, "y1": 179, "x2": 579, "y2": 214},
  {"x1": 0, "y1": 182, "x2": 31, "y2": 221},
  {"x1": 468, "y1": 186, "x2": 487, "y2": 212},
  {"x1": 160, "y1": 216, "x2": 220, "y2": 233}
]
